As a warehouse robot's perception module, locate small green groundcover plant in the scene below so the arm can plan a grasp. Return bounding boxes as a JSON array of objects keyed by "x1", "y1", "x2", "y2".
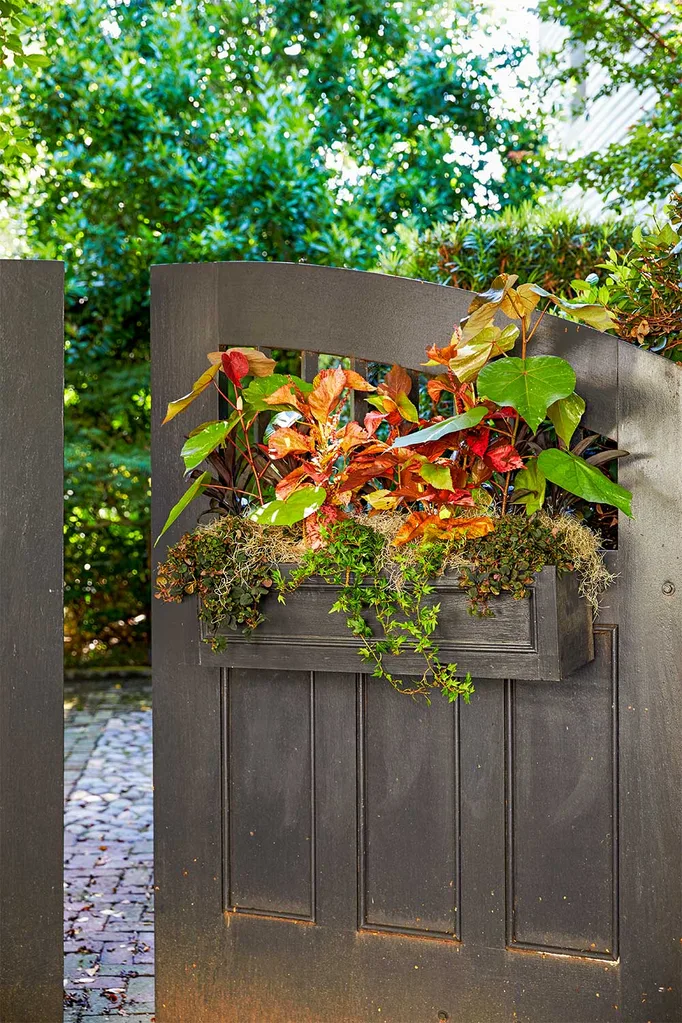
[{"x1": 155, "y1": 274, "x2": 631, "y2": 704}]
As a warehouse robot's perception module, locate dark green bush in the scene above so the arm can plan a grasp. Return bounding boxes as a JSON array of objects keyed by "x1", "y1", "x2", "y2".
[{"x1": 378, "y1": 202, "x2": 635, "y2": 296}]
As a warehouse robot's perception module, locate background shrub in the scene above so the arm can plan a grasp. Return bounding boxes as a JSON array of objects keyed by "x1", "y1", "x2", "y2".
[{"x1": 378, "y1": 202, "x2": 635, "y2": 294}]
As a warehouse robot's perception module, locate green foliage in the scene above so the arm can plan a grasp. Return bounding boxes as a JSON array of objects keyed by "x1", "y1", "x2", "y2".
[
  {"x1": 536, "y1": 449, "x2": 633, "y2": 518},
  {"x1": 250, "y1": 486, "x2": 327, "y2": 527},
  {"x1": 278, "y1": 518, "x2": 475, "y2": 704},
  {"x1": 155, "y1": 516, "x2": 276, "y2": 641},
  {"x1": 0, "y1": 0, "x2": 48, "y2": 161},
  {"x1": 2, "y1": 0, "x2": 548, "y2": 666},
  {"x1": 477, "y1": 355, "x2": 576, "y2": 433},
  {"x1": 538, "y1": 0, "x2": 682, "y2": 205},
  {"x1": 571, "y1": 174, "x2": 682, "y2": 361},
  {"x1": 378, "y1": 202, "x2": 635, "y2": 292},
  {"x1": 64, "y1": 443, "x2": 150, "y2": 667},
  {"x1": 157, "y1": 513, "x2": 598, "y2": 704},
  {"x1": 456, "y1": 514, "x2": 576, "y2": 614}
]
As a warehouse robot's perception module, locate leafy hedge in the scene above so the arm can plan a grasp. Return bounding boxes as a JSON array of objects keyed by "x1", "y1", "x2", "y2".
[{"x1": 378, "y1": 202, "x2": 635, "y2": 296}]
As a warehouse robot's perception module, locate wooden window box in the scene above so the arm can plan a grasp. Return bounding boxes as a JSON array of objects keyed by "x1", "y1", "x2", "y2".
[{"x1": 199, "y1": 565, "x2": 594, "y2": 681}]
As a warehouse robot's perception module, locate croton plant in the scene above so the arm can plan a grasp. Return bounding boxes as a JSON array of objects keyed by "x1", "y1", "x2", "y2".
[{"x1": 156, "y1": 274, "x2": 632, "y2": 703}]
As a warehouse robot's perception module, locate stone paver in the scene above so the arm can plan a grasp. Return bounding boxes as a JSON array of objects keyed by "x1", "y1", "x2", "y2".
[{"x1": 64, "y1": 679, "x2": 154, "y2": 1022}]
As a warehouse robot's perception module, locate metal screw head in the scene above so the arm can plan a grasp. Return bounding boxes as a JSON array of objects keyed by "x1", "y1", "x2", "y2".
[{"x1": 662, "y1": 581, "x2": 676, "y2": 596}]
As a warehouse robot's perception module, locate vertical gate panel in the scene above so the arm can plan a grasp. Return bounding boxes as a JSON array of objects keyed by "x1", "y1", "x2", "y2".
[
  {"x1": 225, "y1": 669, "x2": 315, "y2": 920},
  {"x1": 507, "y1": 627, "x2": 618, "y2": 957},
  {"x1": 617, "y1": 344, "x2": 682, "y2": 1021},
  {"x1": 359, "y1": 678, "x2": 460, "y2": 938},
  {"x1": 0, "y1": 259, "x2": 63, "y2": 1022},
  {"x1": 152, "y1": 263, "x2": 226, "y2": 1020}
]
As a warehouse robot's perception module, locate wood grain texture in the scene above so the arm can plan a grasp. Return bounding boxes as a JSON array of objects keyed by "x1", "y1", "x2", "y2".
[
  {"x1": 0, "y1": 260, "x2": 63, "y2": 1022},
  {"x1": 152, "y1": 260, "x2": 681, "y2": 1022}
]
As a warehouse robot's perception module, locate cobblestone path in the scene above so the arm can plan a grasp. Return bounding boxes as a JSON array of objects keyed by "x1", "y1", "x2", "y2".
[{"x1": 64, "y1": 679, "x2": 154, "y2": 1022}]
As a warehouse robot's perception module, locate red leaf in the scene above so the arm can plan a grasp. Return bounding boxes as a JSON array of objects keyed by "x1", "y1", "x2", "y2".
[
  {"x1": 221, "y1": 350, "x2": 250, "y2": 387},
  {"x1": 363, "y1": 411, "x2": 387, "y2": 436},
  {"x1": 467, "y1": 427, "x2": 490, "y2": 458},
  {"x1": 484, "y1": 441, "x2": 524, "y2": 472}
]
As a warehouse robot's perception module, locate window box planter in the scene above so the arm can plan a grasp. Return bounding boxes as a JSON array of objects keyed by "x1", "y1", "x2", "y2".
[{"x1": 198, "y1": 565, "x2": 594, "y2": 680}]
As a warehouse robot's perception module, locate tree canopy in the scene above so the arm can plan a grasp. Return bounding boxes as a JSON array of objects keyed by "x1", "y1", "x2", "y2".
[
  {"x1": 1, "y1": 0, "x2": 548, "y2": 665},
  {"x1": 539, "y1": 0, "x2": 682, "y2": 205}
]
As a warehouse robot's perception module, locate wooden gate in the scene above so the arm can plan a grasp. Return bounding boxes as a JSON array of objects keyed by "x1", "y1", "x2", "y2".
[
  {"x1": 0, "y1": 260, "x2": 64, "y2": 1022},
  {"x1": 151, "y1": 262, "x2": 681, "y2": 1023}
]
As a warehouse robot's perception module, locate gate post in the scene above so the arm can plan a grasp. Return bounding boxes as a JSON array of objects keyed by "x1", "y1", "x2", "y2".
[{"x1": 0, "y1": 260, "x2": 64, "y2": 1022}]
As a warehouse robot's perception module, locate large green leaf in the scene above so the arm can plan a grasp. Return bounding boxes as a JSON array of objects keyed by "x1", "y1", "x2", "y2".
[
  {"x1": 511, "y1": 456, "x2": 546, "y2": 515},
  {"x1": 391, "y1": 406, "x2": 489, "y2": 449},
  {"x1": 243, "y1": 373, "x2": 313, "y2": 412},
  {"x1": 249, "y1": 485, "x2": 326, "y2": 526},
  {"x1": 181, "y1": 416, "x2": 238, "y2": 470},
  {"x1": 477, "y1": 356, "x2": 576, "y2": 433},
  {"x1": 537, "y1": 449, "x2": 633, "y2": 517},
  {"x1": 547, "y1": 392, "x2": 585, "y2": 449},
  {"x1": 154, "y1": 471, "x2": 211, "y2": 545}
]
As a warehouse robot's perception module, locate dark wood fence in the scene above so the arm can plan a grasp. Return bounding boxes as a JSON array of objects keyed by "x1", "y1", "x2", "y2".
[
  {"x1": 0, "y1": 260, "x2": 64, "y2": 1022},
  {"x1": 152, "y1": 261, "x2": 681, "y2": 1023}
]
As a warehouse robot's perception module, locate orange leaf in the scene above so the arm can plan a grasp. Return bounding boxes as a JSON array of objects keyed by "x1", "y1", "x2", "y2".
[
  {"x1": 424, "y1": 332, "x2": 460, "y2": 366},
  {"x1": 339, "y1": 420, "x2": 370, "y2": 453},
  {"x1": 309, "y1": 367, "x2": 347, "y2": 424},
  {"x1": 380, "y1": 364, "x2": 412, "y2": 399},
  {"x1": 344, "y1": 369, "x2": 375, "y2": 392},
  {"x1": 163, "y1": 362, "x2": 221, "y2": 423},
  {"x1": 393, "y1": 511, "x2": 435, "y2": 546},
  {"x1": 263, "y1": 384, "x2": 304, "y2": 411},
  {"x1": 267, "y1": 427, "x2": 315, "y2": 459},
  {"x1": 427, "y1": 375, "x2": 456, "y2": 403},
  {"x1": 444, "y1": 515, "x2": 496, "y2": 538},
  {"x1": 275, "y1": 465, "x2": 316, "y2": 500}
]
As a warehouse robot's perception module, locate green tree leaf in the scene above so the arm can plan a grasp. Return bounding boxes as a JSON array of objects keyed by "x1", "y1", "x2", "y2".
[
  {"x1": 391, "y1": 406, "x2": 488, "y2": 449},
  {"x1": 537, "y1": 449, "x2": 633, "y2": 516},
  {"x1": 477, "y1": 356, "x2": 576, "y2": 433},
  {"x1": 419, "y1": 463, "x2": 455, "y2": 491},
  {"x1": 249, "y1": 486, "x2": 326, "y2": 526},
  {"x1": 511, "y1": 456, "x2": 546, "y2": 515},
  {"x1": 547, "y1": 392, "x2": 585, "y2": 448},
  {"x1": 181, "y1": 416, "x2": 238, "y2": 470},
  {"x1": 155, "y1": 471, "x2": 211, "y2": 545}
]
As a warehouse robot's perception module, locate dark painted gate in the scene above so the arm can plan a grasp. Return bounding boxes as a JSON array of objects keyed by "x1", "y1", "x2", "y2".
[
  {"x1": 152, "y1": 262, "x2": 681, "y2": 1023},
  {"x1": 0, "y1": 260, "x2": 64, "y2": 1021}
]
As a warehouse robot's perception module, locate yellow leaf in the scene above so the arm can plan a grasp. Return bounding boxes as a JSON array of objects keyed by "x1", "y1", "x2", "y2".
[
  {"x1": 366, "y1": 489, "x2": 401, "y2": 510},
  {"x1": 163, "y1": 363, "x2": 221, "y2": 423}
]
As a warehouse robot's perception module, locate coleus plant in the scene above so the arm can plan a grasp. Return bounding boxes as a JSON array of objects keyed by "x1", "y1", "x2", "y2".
[{"x1": 157, "y1": 272, "x2": 632, "y2": 546}]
